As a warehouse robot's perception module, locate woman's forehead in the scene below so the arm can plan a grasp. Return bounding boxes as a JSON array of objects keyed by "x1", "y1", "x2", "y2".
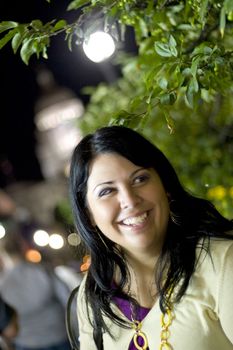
[{"x1": 87, "y1": 153, "x2": 141, "y2": 185}]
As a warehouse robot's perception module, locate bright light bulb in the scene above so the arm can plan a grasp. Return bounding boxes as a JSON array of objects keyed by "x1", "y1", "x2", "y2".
[
  {"x1": 83, "y1": 31, "x2": 115, "y2": 63},
  {"x1": 49, "y1": 233, "x2": 64, "y2": 250},
  {"x1": 33, "y1": 230, "x2": 49, "y2": 247}
]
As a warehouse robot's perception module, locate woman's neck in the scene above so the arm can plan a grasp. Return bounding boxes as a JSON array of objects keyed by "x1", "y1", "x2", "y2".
[
  {"x1": 125, "y1": 246, "x2": 160, "y2": 275},
  {"x1": 124, "y1": 251, "x2": 160, "y2": 308}
]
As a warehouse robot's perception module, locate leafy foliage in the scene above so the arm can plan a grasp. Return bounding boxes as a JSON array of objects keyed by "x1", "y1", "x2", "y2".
[
  {"x1": 0, "y1": 19, "x2": 69, "y2": 64},
  {"x1": 78, "y1": 57, "x2": 233, "y2": 218},
  {"x1": 0, "y1": 0, "x2": 233, "y2": 217}
]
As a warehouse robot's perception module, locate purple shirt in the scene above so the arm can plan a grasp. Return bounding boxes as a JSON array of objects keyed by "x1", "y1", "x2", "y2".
[{"x1": 114, "y1": 296, "x2": 150, "y2": 350}]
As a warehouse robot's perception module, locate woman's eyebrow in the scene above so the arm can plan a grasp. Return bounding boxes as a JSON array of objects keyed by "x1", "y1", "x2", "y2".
[
  {"x1": 130, "y1": 167, "x2": 146, "y2": 178},
  {"x1": 92, "y1": 167, "x2": 146, "y2": 192},
  {"x1": 93, "y1": 181, "x2": 113, "y2": 192}
]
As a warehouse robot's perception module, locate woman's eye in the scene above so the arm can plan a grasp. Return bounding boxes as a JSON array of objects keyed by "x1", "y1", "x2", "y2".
[
  {"x1": 98, "y1": 188, "x2": 114, "y2": 197},
  {"x1": 134, "y1": 174, "x2": 149, "y2": 184}
]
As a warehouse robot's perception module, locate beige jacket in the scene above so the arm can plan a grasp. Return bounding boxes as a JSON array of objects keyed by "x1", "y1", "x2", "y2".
[{"x1": 77, "y1": 239, "x2": 233, "y2": 349}]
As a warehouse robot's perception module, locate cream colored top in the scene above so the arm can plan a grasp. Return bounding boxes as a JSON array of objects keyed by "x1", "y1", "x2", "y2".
[{"x1": 77, "y1": 239, "x2": 233, "y2": 349}]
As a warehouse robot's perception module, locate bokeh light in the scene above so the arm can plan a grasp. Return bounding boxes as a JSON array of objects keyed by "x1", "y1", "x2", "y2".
[
  {"x1": 83, "y1": 31, "x2": 115, "y2": 63},
  {"x1": 49, "y1": 233, "x2": 64, "y2": 249},
  {"x1": 25, "y1": 249, "x2": 42, "y2": 263},
  {"x1": 67, "y1": 232, "x2": 81, "y2": 246},
  {"x1": 0, "y1": 224, "x2": 6, "y2": 239},
  {"x1": 33, "y1": 230, "x2": 50, "y2": 247}
]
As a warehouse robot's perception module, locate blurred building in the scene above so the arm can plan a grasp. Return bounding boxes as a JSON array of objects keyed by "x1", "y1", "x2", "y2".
[
  {"x1": 0, "y1": 67, "x2": 84, "y2": 264},
  {"x1": 34, "y1": 66, "x2": 84, "y2": 179}
]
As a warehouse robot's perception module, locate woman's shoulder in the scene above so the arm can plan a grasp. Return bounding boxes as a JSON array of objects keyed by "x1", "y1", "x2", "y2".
[
  {"x1": 196, "y1": 237, "x2": 233, "y2": 274},
  {"x1": 76, "y1": 273, "x2": 87, "y2": 306},
  {"x1": 187, "y1": 238, "x2": 233, "y2": 308},
  {"x1": 208, "y1": 237, "x2": 233, "y2": 258}
]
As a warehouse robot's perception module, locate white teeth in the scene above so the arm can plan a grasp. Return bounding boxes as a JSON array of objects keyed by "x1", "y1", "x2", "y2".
[{"x1": 122, "y1": 212, "x2": 147, "y2": 226}]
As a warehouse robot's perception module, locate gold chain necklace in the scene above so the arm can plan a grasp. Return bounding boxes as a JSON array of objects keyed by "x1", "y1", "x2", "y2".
[
  {"x1": 130, "y1": 295, "x2": 174, "y2": 350},
  {"x1": 159, "y1": 303, "x2": 174, "y2": 350},
  {"x1": 130, "y1": 303, "x2": 149, "y2": 350}
]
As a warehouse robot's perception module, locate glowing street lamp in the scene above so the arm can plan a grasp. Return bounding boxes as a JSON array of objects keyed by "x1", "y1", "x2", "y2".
[{"x1": 83, "y1": 31, "x2": 116, "y2": 63}]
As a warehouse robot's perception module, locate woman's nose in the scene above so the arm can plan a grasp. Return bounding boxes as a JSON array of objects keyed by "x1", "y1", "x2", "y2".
[{"x1": 119, "y1": 187, "x2": 141, "y2": 209}]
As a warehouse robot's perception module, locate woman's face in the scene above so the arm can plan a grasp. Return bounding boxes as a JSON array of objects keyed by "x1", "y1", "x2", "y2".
[{"x1": 86, "y1": 153, "x2": 169, "y2": 256}]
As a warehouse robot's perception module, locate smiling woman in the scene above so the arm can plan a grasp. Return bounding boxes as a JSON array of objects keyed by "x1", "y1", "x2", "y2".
[
  {"x1": 69, "y1": 125, "x2": 233, "y2": 350},
  {"x1": 86, "y1": 153, "x2": 169, "y2": 258}
]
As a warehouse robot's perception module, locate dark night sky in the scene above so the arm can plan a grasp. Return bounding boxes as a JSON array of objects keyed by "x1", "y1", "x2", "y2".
[{"x1": 0, "y1": 1, "x2": 137, "y2": 187}]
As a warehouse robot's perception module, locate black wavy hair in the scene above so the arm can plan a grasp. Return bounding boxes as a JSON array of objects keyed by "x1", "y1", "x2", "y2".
[{"x1": 69, "y1": 125, "x2": 233, "y2": 334}]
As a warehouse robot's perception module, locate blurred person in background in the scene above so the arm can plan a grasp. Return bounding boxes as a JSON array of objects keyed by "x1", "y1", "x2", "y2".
[
  {"x1": 0, "y1": 235, "x2": 71, "y2": 350},
  {"x1": 0, "y1": 294, "x2": 18, "y2": 350}
]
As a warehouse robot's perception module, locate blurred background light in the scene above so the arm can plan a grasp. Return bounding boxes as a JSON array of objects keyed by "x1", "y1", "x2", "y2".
[
  {"x1": 67, "y1": 232, "x2": 81, "y2": 246},
  {"x1": 49, "y1": 233, "x2": 64, "y2": 249},
  {"x1": 83, "y1": 31, "x2": 115, "y2": 63},
  {"x1": 33, "y1": 229, "x2": 50, "y2": 247},
  {"x1": 0, "y1": 223, "x2": 6, "y2": 239},
  {"x1": 25, "y1": 249, "x2": 42, "y2": 263}
]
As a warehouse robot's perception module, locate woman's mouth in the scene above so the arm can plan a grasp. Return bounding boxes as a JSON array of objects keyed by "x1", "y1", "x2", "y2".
[{"x1": 121, "y1": 211, "x2": 149, "y2": 227}]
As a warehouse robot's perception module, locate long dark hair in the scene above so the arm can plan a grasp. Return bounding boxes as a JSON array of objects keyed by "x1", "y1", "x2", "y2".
[{"x1": 69, "y1": 125, "x2": 233, "y2": 333}]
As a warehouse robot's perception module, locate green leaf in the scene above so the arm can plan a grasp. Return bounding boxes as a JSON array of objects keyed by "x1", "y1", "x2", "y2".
[
  {"x1": 185, "y1": 77, "x2": 199, "y2": 108},
  {"x1": 160, "y1": 93, "x2": 170, "y2": 105},
  {"x1": 53, "y1": 20, "x2": 67, "y2": 31},
  {"x1": 191, "y1": 57, "x2": 200, "y2": 77},
  {"x1": 0, "y1": 28, "x2": 18, "y2": 50},
  {"x1": 220, "y1": 7, "x2": 226, "y2": 37},
  {"x1": 139, "y1": 19, "x2": 148, "y2": 38},
  {"x1": 182, "y1": 67, "x2": 192, "y2": 77},
  {"x1": 170, "y1": 45, "x2": 178, "y2": 57},
  {"x1": 169, "y1": 35, "x2": 178, "y2": 56},
  {"x1": 163, "y1": 109, "x2": 175, "y2": 134},
  {"x1": 42, "y1": 45, "x2": 48, "y2": 59},
  {"x1": 31, "y1": 20, "x2": 43, "y2": 30},
  {"x1": 155, "y1": 42, "x2": 173, "y2": 57},
  {"x1": 20, "y1": 39, "x2": 36, "y2": 65},
  {"x1": 146, "y1": 90, "x2": 155, "y2": 104},
  {"x1": 177, "y1": 24, "x2": 193, "y2": 30},
  {"x1": 67, "y1": 32, "x2": 73, "y2": 51},
  {"x1": 12, "y1": 30, "x2": 25, "y2": 53},
  {"x1": 155, "y1": 36, "x2": 178, "y2": 58},
  {"x1": 67, "y1": 0, "x2": 90, "y2": 11},
  {"x1": 192, "y1": 44, "x2": 212, "y2": 56},
  {"x1": 169, "y1": 35, "x2": 177, "y2": 48},
  {"x1": 160, "y1": 92, "x2": 177, "y2": 105},
  {"x1": 109, "y1": 110, "x2": 133, "y2": 126},
  {"x1": 0, "y1": 21, "x2": 18, "y2": 34},
  {"x1": 199, "y1": 0, "x2": 209, "y2": 25},
  {"x1": 158, "y1": 77, "x2": 168, "y2": 90}
]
